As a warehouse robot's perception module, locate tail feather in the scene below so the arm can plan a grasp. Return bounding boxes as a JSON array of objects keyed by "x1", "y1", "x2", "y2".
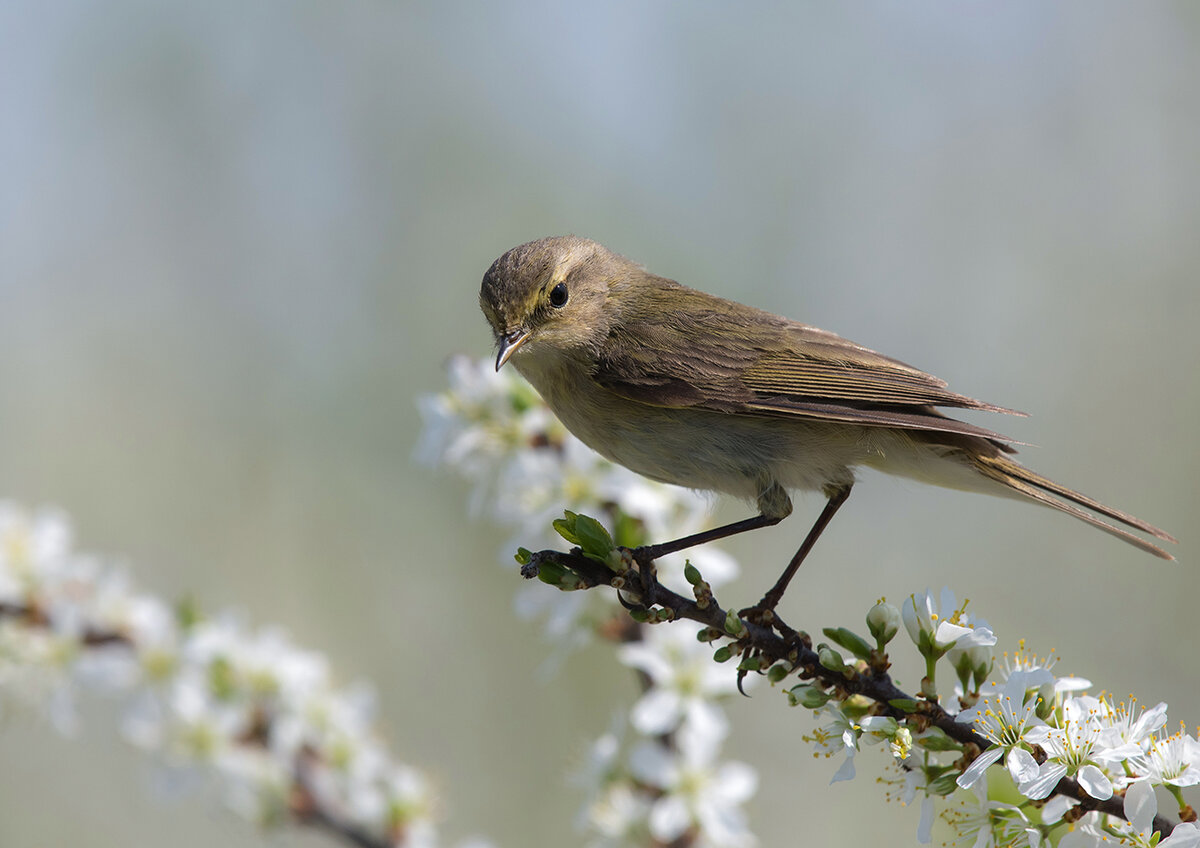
[{"x1": 971, "y1": 454, "x2": 1177, "y2": 560}]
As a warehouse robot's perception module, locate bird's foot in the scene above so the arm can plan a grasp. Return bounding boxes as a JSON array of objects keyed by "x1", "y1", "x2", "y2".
[
  {"x1": 615, "y1": 546, "x2": 659, "y2": 611},
  {"x1": 738, "y1": 589, "x2": 798, "y2": 639}
]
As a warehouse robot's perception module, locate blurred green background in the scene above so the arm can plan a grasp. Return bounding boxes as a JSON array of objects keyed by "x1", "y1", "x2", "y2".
[{"x1": 2, "y1": 3, "x2": 1198, "y2": 846}]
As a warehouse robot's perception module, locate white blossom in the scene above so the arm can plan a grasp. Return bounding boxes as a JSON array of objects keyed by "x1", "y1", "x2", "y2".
[
  {"x1": 1021, "y1": 696, "x2": 1115, "y2": 801},
  {"x1": 956, "y1": 675, "x2": 1045, "y2": 790},
  {"x1": 618, "y1": 620, "x2": 741, "y2": 738},
  {"x1": 903, "y1": 588, "x2": 996, "y2": 656},
  {"x1": 1132, "y1": 726, "x2": 1200, "y2": 788},
  {"x1": 941, "y1": 780, "x2": 1041, "y2": 848},
  {"x1": 992, "y1": 643, "x2": 1091, "y2": 697},
  {"x1": 630, "y1": 723, "x2": 757, "y2": 848},
  {"x1": 804, "y1": 705, "x2": 862, "y2": 783}
]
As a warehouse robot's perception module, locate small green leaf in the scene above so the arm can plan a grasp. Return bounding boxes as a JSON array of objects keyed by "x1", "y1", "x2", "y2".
[
  {"x1": 552, "y1": 510, "x2": 580, "y2": 544},
  {"x1": 514, "y1": 547, "x2": 533, "y2": 565},
  {"x1": 574, "y1": 513, "x2": 615, "y2": 560},
  {"x1": 888, "y1": 698, "x2": 920, "y2": 714},
  {"x1": 683, "y1": 562, "x2": 702, "y2": 585},
  {"x1": 713, "y1": 645, "x2": 733, "y2": 663}
]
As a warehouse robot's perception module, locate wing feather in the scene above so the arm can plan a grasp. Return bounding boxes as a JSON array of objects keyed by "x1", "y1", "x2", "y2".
[{"x1": 593, "y1": 280, "x2": 1024, "y2": 442}]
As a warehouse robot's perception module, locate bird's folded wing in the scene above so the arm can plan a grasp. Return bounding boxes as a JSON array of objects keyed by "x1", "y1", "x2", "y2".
[{"x1": 592, "y1": 299, "x2": 1024, "y2": 444}]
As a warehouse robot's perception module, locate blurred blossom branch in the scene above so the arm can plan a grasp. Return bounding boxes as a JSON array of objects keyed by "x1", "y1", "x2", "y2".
[
  {"x1": 0, "y1": 504, "x2": 486, "y2": 848},
  {"x1": 419, "y1": 356, "x2": 1200, "y2": 848}
]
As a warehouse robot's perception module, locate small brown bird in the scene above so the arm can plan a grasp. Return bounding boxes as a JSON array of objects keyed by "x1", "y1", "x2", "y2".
[{"x1": 480, "y1": 236, "x2": 1175, "y2": 613}]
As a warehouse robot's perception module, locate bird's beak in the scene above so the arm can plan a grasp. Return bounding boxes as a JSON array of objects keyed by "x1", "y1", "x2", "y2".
[{"x1": 495, "y1": 328, "x2": 530, "y2": 371}]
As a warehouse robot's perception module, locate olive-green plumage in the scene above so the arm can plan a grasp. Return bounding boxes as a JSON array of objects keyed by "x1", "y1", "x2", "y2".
[{"x1": 480, "y1": 235, "x2": 1175, "y2": 561}]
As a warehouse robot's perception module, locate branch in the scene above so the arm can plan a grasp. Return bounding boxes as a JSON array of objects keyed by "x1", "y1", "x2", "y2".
[{"x1": 523, "y1": 544, "x2": 1180, "y2": 838}]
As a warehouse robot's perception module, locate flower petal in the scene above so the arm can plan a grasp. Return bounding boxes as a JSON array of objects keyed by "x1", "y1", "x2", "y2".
[
  {"x1": 917, "y1": 797, "x2": 935, "y2": 844},
  {"x1": 648, "y1": 796, "x2": 690, "y2": 843},
  {"x1": 1077, "y1": 765, "x2": 1112, "y2": 801},
  {"x1": 1123, "y1": 779, "x2": 1156, "y2": 833},
  {"x1": 1041, "y1": 795, "x2": 1078, "y2": 825},
  {"x1": 1161, "y1": 822, "x2": 1200, "y2": 848},
  {"x1": 630, "y1": 688, "x2": 683, "y2": 735},
  {"x1": 957, "y1": 747, "x2": 1004, "y2": 789},
  {"x1": 831, "y1": 749, "x2": 856, "y2": 783},
  {"x1": 713, "y1": 762, "x2": 759, "y2": 804},
  {"x1": 1006, "y1": 747, "x2": 1041, "y2": 785},
  {"x1": 629, "y1": 741, "x2": 675, "y2": 787},
  {"x1": 1020, "y1": 762, "x2": 1067, "y2": 800}
]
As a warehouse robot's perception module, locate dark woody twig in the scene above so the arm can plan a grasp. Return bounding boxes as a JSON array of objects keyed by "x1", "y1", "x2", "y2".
[{"x1": 522, "y1": 546, "x2": 1179, "y2": 838}]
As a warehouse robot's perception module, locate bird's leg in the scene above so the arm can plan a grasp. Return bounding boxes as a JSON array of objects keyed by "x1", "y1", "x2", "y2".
[
  {"x1": 634, "y1": 513, "x2": 784, "y2": 561},
  {"x1": 741, "y1": 484, "x2": 852, "y2": 625},
  {"x1": 635, "y1": 479, "x2": 793, "y2": 562},
  {"x1": 625, "y1": 514, "x2": 781, "y2": 610},
  {"x1": 627, "y1": 484, "x2": 790, "y2": 610}
]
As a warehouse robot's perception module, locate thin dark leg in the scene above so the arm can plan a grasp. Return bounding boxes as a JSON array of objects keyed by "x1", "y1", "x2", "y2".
[
  {"x1": 628, "y1": 512, "x2": 783, "y2": 612},
  {"x1": 749, "y1": 484, "x2": 852, "y2": 615},
  {"x1": 637, "y1": 513, "x2": 784, "y2": 560}
]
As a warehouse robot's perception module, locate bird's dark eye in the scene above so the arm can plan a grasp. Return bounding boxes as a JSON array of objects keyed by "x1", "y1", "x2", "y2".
[{"x1": 549, "y1": 282, "x2": 569, "y2": 308}]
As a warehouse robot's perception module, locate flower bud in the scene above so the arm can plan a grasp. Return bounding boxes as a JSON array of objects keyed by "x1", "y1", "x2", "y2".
[{"x1": 866, "y1": 599, "x2": 901, "y2": 648}]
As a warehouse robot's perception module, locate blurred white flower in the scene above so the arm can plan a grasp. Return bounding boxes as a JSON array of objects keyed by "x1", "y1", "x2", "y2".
[
  {"x1": 618, "y1": 621, "x2": 740, "y2": 738},
  {"x1": 630, "y1": 723, "x2": 757, "y2": 848},
  {"x1": 0, "y1": 503, "x2": 72, "y2": 599},
  {"x1": 0, "y1": 501, "x2": 456, "y2": 846},
  {"x1": 216, "y1": 745, "x2": 291, "y2": 825},
  {"x1": 582, "y1": 782, "x2": 652, "y2": 845},
  {"x1": 382, "y1": 764, "x2": 440, "y2": 848}
]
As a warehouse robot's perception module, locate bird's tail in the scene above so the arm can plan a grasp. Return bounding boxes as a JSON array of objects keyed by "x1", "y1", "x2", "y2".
[{"x1": 969, "y1": 453, "x2": 1177, "y2": 560}]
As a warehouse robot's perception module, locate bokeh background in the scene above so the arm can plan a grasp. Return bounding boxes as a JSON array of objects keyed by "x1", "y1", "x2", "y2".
[{"x1": 2, "y1": 3, "x2": 1198, "y2": 846}]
